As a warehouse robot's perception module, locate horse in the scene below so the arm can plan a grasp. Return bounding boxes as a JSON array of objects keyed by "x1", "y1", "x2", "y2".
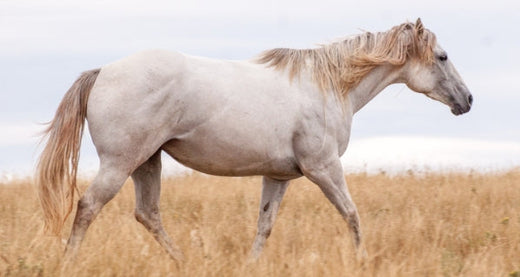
[{"x1": 36, "y1": 18, "x2": 472, "y2": 261}]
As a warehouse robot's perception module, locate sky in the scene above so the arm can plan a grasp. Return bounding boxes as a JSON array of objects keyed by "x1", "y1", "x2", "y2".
[{"x1": 1, "y1": 0, "x2": 520, "y2": 179}]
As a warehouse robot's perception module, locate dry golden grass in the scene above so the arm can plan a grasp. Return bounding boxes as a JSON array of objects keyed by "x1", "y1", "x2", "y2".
[{"x1": 1, "y1": 170, "x2": 519, "y2": 276}]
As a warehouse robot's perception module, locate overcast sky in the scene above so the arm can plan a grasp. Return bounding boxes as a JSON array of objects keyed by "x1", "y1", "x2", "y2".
[{"x1": 1, "y1": 0, "x2": 519, "y2": 178}]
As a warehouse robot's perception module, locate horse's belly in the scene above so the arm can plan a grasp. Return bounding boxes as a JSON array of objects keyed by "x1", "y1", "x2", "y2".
[{"x1": 161, "y1": 138, "x2": 302, "y2": 179}]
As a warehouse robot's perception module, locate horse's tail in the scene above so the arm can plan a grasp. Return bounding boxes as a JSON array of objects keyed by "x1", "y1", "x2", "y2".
[{"x1": 36, "y1": 68, "x2": 100, "y2": 235}]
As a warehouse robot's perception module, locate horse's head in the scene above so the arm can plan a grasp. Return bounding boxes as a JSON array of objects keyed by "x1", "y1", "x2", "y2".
[{"x1": 403, "y1": 19, "x2": 472, "y2": 115}]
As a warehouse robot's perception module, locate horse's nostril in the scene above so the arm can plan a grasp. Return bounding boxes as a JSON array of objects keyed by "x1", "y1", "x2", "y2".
[{"x1": 468, "y1": 94, "x2": 473, "y2": 105}]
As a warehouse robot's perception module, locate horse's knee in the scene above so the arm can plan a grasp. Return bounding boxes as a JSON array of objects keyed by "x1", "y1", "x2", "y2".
[
  {"x1": 135, "y1": 208, "x2": 161, "y2": 231},
  {"x1": 343, "y1": 207, "x2": 359, "y2": 227},
  {"x1": 254, "y1": 223, "x2": 272, "y2": 238},
  {"x1": 346, "y1": 208, "x2": 359, "y2": 226},
  {"x1": 256, "y1": 221, "x2": 273, "y2": 239},
  {"x1": 135, "y1": 209, "x2": 149, "y2": 225},
  {"x1": 77, "y1": 196, "x2": 96, "y2": 216},
  {"x1": 262, "y1": 229, "x2": 272, "y2": 239}
]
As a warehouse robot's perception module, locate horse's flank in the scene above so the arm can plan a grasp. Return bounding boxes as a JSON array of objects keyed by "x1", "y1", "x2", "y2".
[{"x1": 257, "y1": 20, "x2": 436, "y2": 98}]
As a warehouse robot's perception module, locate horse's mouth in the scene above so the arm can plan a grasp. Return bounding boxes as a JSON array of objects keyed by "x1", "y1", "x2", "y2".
[{"x1": 451, "y1": 103, "x2": 471, "y2": 116}]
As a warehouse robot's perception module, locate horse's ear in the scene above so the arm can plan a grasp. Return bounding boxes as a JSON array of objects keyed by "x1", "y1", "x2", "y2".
[{"x1": 415, "y1": 18, "x2": 424, "y2": 36}]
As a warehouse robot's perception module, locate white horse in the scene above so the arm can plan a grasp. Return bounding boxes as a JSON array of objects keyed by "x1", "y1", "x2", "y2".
[{"x1": 36, "y1": 19, "x2": 472, "y2": 261}]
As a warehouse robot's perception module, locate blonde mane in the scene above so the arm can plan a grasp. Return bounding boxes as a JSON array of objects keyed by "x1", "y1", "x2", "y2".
[{"x1": 257, "y1": 19, "x2": 437, "y2": 97}]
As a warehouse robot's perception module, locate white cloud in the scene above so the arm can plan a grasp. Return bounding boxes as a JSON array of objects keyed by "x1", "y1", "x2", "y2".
[
  {"x1": 0, "y1": 122, "x2": 43, "y2": 146},
  {"x1": 343, "y1": 136, "x2": 520, "y2": 173},
  {"x1": 466, "y1": 70, "x2": 520, "y2": 97}
]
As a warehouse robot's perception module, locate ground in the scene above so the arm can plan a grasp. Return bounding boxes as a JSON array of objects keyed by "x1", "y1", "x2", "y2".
[{"x1": 1, "y1": 170, "x2": 519, "y2": 276}]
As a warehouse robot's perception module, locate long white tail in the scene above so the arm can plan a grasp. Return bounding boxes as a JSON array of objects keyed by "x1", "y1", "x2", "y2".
[{"x1": 36, "y1": 69, "x2": 100, "y2": 235}]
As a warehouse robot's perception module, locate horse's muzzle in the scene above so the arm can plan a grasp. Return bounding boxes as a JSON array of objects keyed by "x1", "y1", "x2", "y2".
[{"x1": 451, "y1": 93, "x2": 472, "y2": 115}]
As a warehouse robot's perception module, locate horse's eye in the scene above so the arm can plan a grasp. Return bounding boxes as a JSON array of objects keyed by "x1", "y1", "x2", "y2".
[{"x1": 438, "y1": 54, "x2": 448, "y2": 61}]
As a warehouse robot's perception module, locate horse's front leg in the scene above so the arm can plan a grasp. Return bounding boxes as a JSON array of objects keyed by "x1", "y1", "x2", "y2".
[
  {"x1": 248, "y1": 176, "x2": 289, "y2": 261},
  {"x1": 301, "y1": 157, "x2": 367, "y2": 261}
]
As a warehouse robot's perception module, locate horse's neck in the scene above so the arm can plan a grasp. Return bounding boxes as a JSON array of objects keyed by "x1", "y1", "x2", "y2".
[{"x1": 347, "y1": 64, "x2": 404, "y2": 113}]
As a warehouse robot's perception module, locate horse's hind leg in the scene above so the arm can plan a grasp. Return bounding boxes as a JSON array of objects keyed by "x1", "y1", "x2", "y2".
[
  {"x1": 65, "y1": 160, "x2": 130, "y2": 259},
  {"x1": 248, "y1": 177, "x2": 289, "y2": 261},
  {"x1": 132, "y1": 151, "x2": 184, "y2": 261}
]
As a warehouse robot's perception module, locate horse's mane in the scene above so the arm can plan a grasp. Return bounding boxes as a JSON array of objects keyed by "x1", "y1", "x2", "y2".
[{"x1": 257, "y1": 19, "x2": 436, "y2": 97}]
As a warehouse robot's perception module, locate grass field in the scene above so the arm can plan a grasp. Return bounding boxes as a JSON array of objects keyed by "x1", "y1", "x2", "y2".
[{"x1": 1, "y1": 170, "x2": 519, "y2": 276}]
